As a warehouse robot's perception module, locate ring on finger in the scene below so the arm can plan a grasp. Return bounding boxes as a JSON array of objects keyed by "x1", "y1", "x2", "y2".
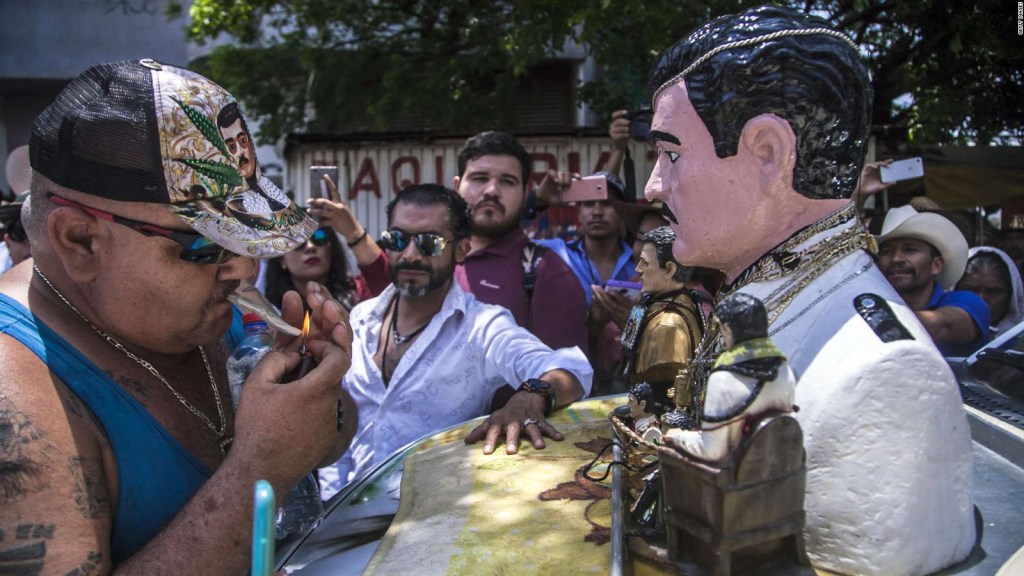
[{"x1": 522, "y1": 417, "x2": 539, "y2": 428}]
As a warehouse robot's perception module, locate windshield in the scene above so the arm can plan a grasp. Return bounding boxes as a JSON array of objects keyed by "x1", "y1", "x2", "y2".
[{"x1": 967, "y1": 327, "x2": 1024, "y2": 402}]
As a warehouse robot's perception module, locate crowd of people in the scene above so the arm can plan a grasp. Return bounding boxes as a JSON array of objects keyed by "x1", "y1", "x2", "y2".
[{"x1": 0, "y1": 5, "x2": 1019, "y2": 575}]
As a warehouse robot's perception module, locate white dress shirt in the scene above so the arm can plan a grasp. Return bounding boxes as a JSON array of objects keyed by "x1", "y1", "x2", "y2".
[{"x1": 319, "y1": 282, "x2": 593, "y2": 498}]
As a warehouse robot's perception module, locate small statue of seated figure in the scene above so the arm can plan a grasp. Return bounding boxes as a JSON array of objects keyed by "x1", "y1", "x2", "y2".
[
  {"x1": 626, "y1": 381, "x2": 672, "y2": 444},
  {"x1": 663, "y1": 293, "x2": 796, "y2": 462}
]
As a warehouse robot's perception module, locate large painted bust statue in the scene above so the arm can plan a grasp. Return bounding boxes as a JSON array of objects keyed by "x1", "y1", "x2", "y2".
[{"x1": 643, "y1": 5, "x2": 975, "y2": 575}]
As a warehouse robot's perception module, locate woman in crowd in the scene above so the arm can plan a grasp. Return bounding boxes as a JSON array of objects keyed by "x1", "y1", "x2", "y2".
[
  {"x1": 957, "y1": 246, "x2": 1024, "y2": 337},
  {"x1": 263, "y1": 227, "x2": 374, "y2": 310},
  {"x1": 261, "y1": 175, "x2": 389, "y2": 310}
]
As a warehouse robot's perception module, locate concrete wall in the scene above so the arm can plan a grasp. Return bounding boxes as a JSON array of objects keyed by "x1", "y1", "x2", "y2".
[
  {"x1": 0, "y1": 1, "x2": 289, "y2": 195},
  {"x1": 0, "y1": 0, "x2": 196, "y2": 79},
  {"x1": 0, "y1": 0, "x2": 198, "y2": 193}
]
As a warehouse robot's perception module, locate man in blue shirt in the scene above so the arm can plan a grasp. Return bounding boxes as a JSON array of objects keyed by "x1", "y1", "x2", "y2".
[
  {"x1": 535, "y1": 172, "x2": 636, "y2": 393},
  {"x1": 535, "y1": 171, "x2": 636, "y2": 306},
  {"x1": 876, "y1": 205, "x2": 990, "y2": 355}
]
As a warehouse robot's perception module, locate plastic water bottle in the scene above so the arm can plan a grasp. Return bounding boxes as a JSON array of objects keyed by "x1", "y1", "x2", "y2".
[
  {"x1": 274, "y1": 476, "x2": 324, "y2": 538},
  {"x1": 226, "y1": 313, "x2": 324, "y2": 538},
  {"x1": 227, "y1": 313, "x2": 273, "y2": 408}
]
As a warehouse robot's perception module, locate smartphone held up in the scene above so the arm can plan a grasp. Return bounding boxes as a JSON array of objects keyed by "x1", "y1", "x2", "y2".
[
  {"x1": 561, "y1": 174, "x2": 609, "y2": 204},
  {"x1": 605, "y1": 279, "x2": 643, "y2": 301},
  {"x1": 880, "y1": 157, "x2": 924, "y2": 184},
  {"x1": 309, "y1": 165, "x2": 339, "y2": 199}
]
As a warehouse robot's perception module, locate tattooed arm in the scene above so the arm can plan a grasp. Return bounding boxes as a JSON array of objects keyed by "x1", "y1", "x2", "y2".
[{"x1": 1, "y1": 339, "x2": 115, "y2": 576}]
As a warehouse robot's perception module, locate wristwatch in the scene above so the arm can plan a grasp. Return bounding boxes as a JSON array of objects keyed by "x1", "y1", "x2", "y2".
[{"x1": 518, "y1": 378, "x2": 556, "y2": 416}]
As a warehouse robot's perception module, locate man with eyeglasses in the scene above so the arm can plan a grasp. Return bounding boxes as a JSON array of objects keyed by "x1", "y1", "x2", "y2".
[
  {"x1": 318, "y1": 183, "x2": 592, "y2": 498},
  {"x1": 216, "y1": 101, "x2": 293, "y2": 221},
  {"x1": 0, "y1": 60, "x2": 356, "y2": 573}
]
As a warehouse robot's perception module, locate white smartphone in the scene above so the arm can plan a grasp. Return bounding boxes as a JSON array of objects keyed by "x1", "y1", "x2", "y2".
[
  {"x1": 880, "y1": 157, "x2": 924, "y2": 183},
  {"x1": 309, "y1": 165, "x2": 338, "y2": 199}
]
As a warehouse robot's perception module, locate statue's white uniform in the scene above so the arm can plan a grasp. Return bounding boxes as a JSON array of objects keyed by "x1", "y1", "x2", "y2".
[
  {"x1": 738, "y1": 214, "x2": 975, "y2": 576},
  {"x1": 669, "y1": 363, "x2": 795, "y2": 463}
]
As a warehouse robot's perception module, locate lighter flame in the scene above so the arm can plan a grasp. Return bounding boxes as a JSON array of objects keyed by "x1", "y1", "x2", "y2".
[{"x1": 301, "y1": 311, "x2": 310, "y2": 343}]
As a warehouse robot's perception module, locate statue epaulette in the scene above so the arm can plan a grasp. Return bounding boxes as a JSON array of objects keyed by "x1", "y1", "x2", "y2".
[{"x1": 853, "y1": 293, "x2": 914, "y2": 343}]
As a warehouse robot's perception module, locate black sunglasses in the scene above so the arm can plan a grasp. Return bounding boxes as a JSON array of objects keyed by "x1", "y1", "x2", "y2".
[
  {"x1": 49, "y1": 194, "x2": 234, "y2": 265},
  {"x1": 379, "y1": 229, "x2": 450, "y2": 257}
]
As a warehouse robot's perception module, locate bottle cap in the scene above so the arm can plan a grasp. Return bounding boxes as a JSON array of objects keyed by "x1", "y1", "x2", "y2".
[{"x1": 242, "y1": 312, "x2": 266, "y2": 326}]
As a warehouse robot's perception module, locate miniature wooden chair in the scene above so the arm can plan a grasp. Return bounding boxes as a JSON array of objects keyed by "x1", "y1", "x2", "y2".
[{"x1": 658, "y1": 411, "x2": 809, "y2": 575}]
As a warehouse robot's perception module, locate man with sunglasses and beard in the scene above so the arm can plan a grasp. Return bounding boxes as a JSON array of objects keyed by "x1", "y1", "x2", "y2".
[
  {"x1": 319, "y1": 183, "x2": 592, "y2": 497},
  {"x1": 0, "y1": 61, "x2": 356, "y2": 574}
]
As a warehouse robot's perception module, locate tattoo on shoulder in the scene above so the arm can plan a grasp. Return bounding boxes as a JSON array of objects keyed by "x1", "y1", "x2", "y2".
[
  {"x1": 15, "y1": 524, "x2": 55, "y2": 540},
  {"x1": 0, "y1": 406, "x2": 56, "y2": 504},
  {"x1": 0, "y1": 540, "x2": 46, "y2": 575},
  {"x1": 64, "y1": 550, "x2": 103, "y2": 576},
  {"x1": 68, "y1": 457, "x2": 110, "y2": 520}
]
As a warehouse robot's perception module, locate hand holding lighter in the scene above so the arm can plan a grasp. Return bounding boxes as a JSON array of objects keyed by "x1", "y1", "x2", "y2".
[{"x1": 282, "y1": 312, "x2": 343, "y2": 431}]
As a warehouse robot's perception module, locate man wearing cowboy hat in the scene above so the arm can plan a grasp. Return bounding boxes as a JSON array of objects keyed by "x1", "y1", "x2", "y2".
[{"x1": 877, "y1": 205, "x2": 990, "y2": 355}]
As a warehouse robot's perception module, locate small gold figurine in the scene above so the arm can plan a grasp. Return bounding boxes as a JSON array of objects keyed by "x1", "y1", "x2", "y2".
[{"x1": 621, "y1": 226, "x2": 709, "y2": 412}]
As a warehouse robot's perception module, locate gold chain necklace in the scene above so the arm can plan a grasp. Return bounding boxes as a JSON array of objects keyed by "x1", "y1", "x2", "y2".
[
  {"x1": 755, "y1": 226, "x2": 876, "y2": 324},
  {"x1": 724, "y1": 203, "x2": 862, "y2": 292},
  {"x1": 33, "y1": 265, "x2": 232, "y2": 455}
]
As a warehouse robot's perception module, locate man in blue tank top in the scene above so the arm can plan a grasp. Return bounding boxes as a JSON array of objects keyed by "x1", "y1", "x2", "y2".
[{"x1": 0, "y1": 60, "x2": 355, "y2": 573}]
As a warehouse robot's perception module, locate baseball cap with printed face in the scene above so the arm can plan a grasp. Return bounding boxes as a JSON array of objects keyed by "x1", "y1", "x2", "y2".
[{"x1": 30, "y1": 59, "x2": 316, "y2": 258}]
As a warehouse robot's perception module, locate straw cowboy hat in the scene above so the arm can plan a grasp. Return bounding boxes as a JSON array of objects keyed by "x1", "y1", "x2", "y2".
[{"x1": 875, "y1": 205, "x2": 969, "y2": 290}]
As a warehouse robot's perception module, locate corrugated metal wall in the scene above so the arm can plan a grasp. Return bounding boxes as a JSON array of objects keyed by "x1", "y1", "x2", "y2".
[{"x1": 288, "y1": 137, "x2": 656, "y2": 239}]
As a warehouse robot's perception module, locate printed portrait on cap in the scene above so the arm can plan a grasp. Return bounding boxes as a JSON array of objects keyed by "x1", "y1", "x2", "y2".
[
  {"x1": 30, "y1": 59, "x2": 316, "y2": 258},
  {"x1": 151, "y1": 62, "x2": 313, "y2": 256}
]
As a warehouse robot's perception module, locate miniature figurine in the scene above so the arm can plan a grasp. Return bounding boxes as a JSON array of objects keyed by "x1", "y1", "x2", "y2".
[
  {"x1": 621, "y1": 226, "x2": 708, "y2": 412},
  {"x1": 663, "y1": 293, "x2": 795, "y2": 462},
  {"x1": 626, "y1": 381, "x2": 671, "y2": 444}
]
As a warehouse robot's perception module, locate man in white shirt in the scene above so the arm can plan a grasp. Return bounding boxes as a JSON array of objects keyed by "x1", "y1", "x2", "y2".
[{"x1": 321, "y1": 183, "x2": 592, "y2": 497}]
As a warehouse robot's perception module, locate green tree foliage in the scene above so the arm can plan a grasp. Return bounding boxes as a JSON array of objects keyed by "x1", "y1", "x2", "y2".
[{"x1": 178, "y1": 0, "x2": 1022, "y2": 146}]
